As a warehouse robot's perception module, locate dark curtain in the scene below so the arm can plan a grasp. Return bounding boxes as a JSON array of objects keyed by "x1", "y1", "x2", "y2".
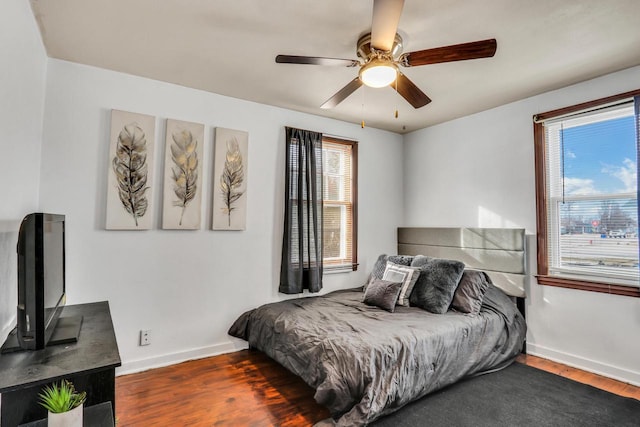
[{"x1": 280, "y1": 127, "x2": 323, "y2": 294}]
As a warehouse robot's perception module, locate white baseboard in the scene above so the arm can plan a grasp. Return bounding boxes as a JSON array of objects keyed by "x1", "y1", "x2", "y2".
[
  {"x1": 527, "y1": 342, "x2": 640, "y2": 387},
  {"x1": 116, "y1": 340, "x2": 249, "y2": 376}
]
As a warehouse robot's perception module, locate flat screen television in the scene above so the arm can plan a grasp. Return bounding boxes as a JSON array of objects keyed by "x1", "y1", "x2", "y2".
[
  {"x1": 14, "y1": 213, "x2": 67, "y2": 350},
  {"x1": 1, "y1": 212, "x2": 82, "y2": 353}
]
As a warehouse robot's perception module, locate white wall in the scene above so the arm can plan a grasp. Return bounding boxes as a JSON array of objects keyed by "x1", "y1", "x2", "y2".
[
  {"x1": 0, "y1": 1, "x2": 47, "y2": 342},
  {"x1": 38, "y1": 59, "x2": 403, "y2": 373},
  {"x1": 403, "y1": 65, "x2": 640, "y2": 385}
]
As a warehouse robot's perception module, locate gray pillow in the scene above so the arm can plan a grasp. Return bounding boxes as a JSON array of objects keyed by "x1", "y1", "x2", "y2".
[
  {"x1": 366, "y1": 254, "x2": 415, "y2": 287},
  {"x1": 410, "y1": 254, "x2": 433, "y2": 268},
  {"x1": 409, "y1": 258, "x2": 465, "y2": 314},
  {"x1": 451, "y1": 269, "x2": 492, "y2": 315},
  {"x1": 363, "y1": 279, "x2": 403, "y2": 312}
]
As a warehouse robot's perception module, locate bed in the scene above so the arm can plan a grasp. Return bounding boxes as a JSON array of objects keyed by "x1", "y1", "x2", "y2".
[{"x1": 229, "y1": 227, "x2": 527, "y2": 426}]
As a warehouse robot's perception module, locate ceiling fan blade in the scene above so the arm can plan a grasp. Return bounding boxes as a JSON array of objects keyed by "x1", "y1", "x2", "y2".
[
  {"x1": 320, "y1": 78, "x2": 364, "y2": 109},
  {"x1": 395, "y1": 73, "x2": 431, "y2": 108},
  {"x1": 371, "y1": 0, "x2": 405, "y2": 51},
  {"x1": 401, "y1": 39, "x2": 497, "y2": 67},
  {"x1": 276, "y1": 55, "x2": 359, "y2": 67}
]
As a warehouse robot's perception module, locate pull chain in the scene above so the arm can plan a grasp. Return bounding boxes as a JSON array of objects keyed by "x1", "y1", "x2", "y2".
[
  {"x1": 394, "y1": 72, "x2": 399, "y2": 119},
  {"x1": 361, "y1": 86, "x2": 365, "y2": 128}
]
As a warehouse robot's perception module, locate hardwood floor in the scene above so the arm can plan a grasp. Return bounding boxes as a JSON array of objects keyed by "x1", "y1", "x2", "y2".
[
  {"x1": 116, "y1": 350, "x2": 329, "y2": 426},
  {"x1": 516, "y1": 353, "x2": 640, "y2": 400},
  {"x1": 116, "y1": 351, "x2": 639, "y2": 426}
]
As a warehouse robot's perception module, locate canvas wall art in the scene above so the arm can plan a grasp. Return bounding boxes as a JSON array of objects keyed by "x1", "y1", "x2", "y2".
[
  {"x1": 212, "y1": 128, "x2": 248, "y2": 230},
  {"x1": 106, "y1": 109, "x2": 156, "y2": 230},
  {"x1": 161, "y1": 119, "x2": 205, "y2": 229}
]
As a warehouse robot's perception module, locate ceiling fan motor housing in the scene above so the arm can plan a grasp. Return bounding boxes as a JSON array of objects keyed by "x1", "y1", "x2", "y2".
[{"x1": 356, "y1": 32, "x2": 404, "y2": 61}]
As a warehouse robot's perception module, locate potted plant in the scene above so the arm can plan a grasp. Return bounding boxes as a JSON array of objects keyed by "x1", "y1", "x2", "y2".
[{"x1": 38, "y1": 379, "x2": 86, "y2": 427}]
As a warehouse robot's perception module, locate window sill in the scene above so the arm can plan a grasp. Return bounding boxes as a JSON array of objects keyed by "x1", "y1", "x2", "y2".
[
  {"x1": 324, "y1": 264, "x2": 358, "y2": 274},
  {"x1": 536, "y1": 275, "x2": 640, "y2": 298}
]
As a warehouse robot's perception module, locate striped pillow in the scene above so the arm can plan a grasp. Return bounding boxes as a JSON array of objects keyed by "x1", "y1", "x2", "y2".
[{"x1": 381, "y1": 261, "x2": 421, "y2": 307}]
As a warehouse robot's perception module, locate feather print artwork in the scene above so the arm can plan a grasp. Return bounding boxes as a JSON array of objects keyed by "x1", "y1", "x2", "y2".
[
  {"x1": 220, "y1": 138, "x2": 244, "y2": 226},
  {"x1": 106, "y1": 110, "x2": 155, "y2": 230},
  {"x1": 170, "y1": 129, "x2": 198, "y2": 225},
  {"x1": 112, "y1": 123, "x2": 149, "y2": 226},
  {"x1": 161, "y1": 119, "x2": 203, "y2": 230},
  {"x1": 212, "y1": 127, "x2": 248, "y2": 230}
]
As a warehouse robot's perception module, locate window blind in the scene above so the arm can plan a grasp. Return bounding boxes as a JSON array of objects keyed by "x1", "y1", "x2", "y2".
[
  {"x1": 543, "y1": 100, "x2": 639, "y2": 286},
  {"x1": 322, "y1": 138, "x2": 356, "y2": 269}
]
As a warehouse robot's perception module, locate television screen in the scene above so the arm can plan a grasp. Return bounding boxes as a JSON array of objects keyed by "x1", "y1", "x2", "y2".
[
  {"x1": 0, "y1": 213, "x2": 74, "y2": 353},
  {"x1": 43, "y1": 220, "x2": 65, "y2": 329},
  {"x1": 13, "y1": 213, "x2": 67, "y2": 350}
]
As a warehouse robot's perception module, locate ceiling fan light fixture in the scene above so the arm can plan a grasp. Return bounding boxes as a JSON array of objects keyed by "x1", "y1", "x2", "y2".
[{"x1": 359, "y1": 59, "x2": 397, "y2": 88}]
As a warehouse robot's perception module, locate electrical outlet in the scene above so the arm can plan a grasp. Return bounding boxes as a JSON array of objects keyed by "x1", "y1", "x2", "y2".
[{"x1": 140, "y1": 329, "x2": 151, "y2": 346}]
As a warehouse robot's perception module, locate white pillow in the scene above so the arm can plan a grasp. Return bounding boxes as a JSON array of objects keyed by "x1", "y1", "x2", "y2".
[{"x1": 382, "y1": 261, "x2": 421, "y2": 307}]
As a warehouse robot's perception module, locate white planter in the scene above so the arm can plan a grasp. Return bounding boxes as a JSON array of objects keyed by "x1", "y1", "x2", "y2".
[{"x1": 48, "y1": 404, "x2": 83, "y2": 427}]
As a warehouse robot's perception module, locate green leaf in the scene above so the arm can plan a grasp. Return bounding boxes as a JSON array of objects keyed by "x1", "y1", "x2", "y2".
[{"x1": 38, "y1": 380, "x2": 86, "y2": 413}]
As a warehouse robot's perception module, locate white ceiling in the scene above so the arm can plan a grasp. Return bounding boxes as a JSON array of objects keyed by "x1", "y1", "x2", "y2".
[{"x1": 30, "y1": 0, "x2": 640, "y2": 134}]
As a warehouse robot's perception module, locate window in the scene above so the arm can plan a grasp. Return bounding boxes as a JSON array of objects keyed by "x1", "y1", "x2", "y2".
[
  {"x1": 322, "y1": 136, "x2": 357, "y2": 271},
  {"x1": 534, "y1": 90, "x2": 640, "y2": 297}
]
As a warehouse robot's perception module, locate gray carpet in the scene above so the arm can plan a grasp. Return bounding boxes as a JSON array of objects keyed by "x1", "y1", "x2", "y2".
[{"x1": 371, "y1": 362, "x2": 640, "y2": 426}]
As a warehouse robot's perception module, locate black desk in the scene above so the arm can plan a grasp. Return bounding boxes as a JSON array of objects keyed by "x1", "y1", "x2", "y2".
[{"x1": 0, "y1": 302, "x2": 121, "y2": 426}]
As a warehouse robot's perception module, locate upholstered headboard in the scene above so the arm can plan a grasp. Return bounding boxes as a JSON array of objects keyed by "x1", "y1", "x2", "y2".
[{"x1": 397, "y1": 227, "x2": 527, "y2": 298}]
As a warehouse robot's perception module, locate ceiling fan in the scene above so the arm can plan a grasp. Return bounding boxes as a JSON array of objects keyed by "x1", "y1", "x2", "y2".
[{"x1": 275, "y1": 0, "x2": 497, "y2": 110}]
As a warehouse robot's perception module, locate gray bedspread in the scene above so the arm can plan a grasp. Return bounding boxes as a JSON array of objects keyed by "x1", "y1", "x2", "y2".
[{"x1": 229, "y1": 285, "x2": 526, "y2": 426}]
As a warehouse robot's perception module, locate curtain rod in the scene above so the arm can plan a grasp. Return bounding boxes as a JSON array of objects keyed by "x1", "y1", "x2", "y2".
[
  {"x1": 284, "y1": 127, "x2": 358, "y2": 143},
  {"x1": 533, "y1": 98, "x2": 634, "y2": 124}
]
